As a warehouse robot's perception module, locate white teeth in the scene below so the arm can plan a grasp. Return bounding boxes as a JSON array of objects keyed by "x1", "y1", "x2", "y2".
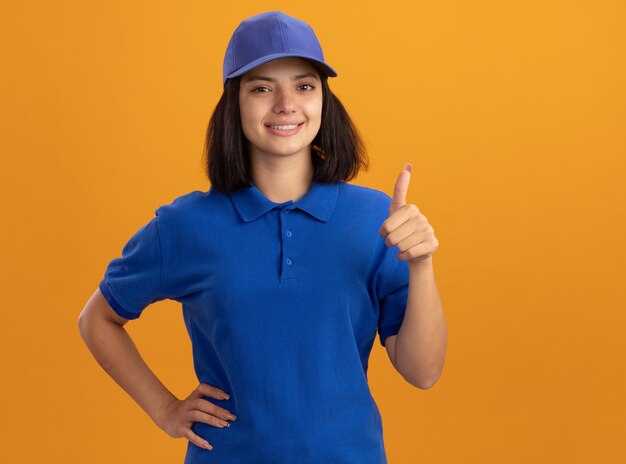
[{"x1": 269, "y1": 124, "x2": 299, "y2": 130}]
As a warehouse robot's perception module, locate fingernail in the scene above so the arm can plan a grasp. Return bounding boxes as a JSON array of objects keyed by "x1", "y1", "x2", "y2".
[
  {"x1": 222, "y1": 393, "x2": 230, "y2": 400},
  {"x1": 204, "y1": 442, "x2": 213, "y2": 451}
]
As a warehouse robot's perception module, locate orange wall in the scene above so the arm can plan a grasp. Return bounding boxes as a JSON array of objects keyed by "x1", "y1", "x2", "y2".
[{"x1": 1, "y1": 1, "x2": 625, "y2": 463}]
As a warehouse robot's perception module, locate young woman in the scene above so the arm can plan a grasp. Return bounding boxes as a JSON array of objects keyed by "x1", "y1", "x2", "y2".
[{"x1": 78, "y1": 10, "x2": 447, "y2": 464}]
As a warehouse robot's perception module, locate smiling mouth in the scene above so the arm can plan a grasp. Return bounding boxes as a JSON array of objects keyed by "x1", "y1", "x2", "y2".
[{"x1": 265, "y1": 123, "x2": 304, "y2": 131}]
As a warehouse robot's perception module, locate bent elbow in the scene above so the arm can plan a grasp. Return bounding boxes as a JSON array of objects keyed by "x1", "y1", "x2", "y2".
[
  {"x1": 401, "y1": 370, "x2": 442, "y2": 390},
  {"x1": 77, "y1": 312, "x2": 87, "y2": 337},
  {"x1": 415, "y1": 376, "x2": 439, "y2": 390}
]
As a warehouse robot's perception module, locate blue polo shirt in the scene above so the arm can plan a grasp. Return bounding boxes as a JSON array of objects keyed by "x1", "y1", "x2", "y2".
[{"x1": 99, "y1": 179, "x2": 409, "y2": 464}]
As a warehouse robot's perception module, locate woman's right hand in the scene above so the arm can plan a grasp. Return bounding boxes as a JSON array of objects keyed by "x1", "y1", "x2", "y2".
[{"x1": 158, "y1": 383, "x2": 237, "y2": 451}]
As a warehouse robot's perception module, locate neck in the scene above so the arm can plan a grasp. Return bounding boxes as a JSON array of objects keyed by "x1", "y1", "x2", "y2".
[{"x1": 250, "y1": 151, "x2": 314, "y2": 204}]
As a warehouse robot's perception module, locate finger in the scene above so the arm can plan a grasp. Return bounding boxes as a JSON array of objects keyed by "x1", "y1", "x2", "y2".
[
  {"x1": 389, "y1": 163, "x2": 412, "y2": 216},
  {"x1": 183, "y1": 428, "x2": 214, "y2": 451},
  {"x1": 197, "y1": 383, "x2": 230, "y2": 400},
  {"x1": 194, "y1": 398, "x2": 237, "y2": 421},
  {"x1": 395, "y1": 230, "x2": 428, "y2": 254},
  {"x1": 397, "y1": 241, "x2": 433, "y2": 261},
  {"x1": 382, "y1": 215, "x2": 423, "y2": 248},
  {"x1": 189, "y1": 408, "x2": 232, "y2": 428},
  {"x1": 380, "y1": 204, "x2": 419, "y2": 238}
]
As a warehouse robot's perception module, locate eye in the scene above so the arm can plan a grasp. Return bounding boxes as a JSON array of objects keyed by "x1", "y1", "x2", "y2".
[
  {"x1": 251, "y1": 86, "x2": 270, "y2": 93},
  {"x1": 299, "y1": 83, "x2": 315, "y2": 91}
]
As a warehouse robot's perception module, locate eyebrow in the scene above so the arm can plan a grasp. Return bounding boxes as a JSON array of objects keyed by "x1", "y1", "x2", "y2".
[{"x1": 243, "y1": 72, "x2": 320, "y2": 84}]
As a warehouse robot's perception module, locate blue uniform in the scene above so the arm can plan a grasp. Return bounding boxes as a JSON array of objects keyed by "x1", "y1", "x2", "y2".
[{"x1": 99, "y1": 179, "x2": 409, "y2": 463}]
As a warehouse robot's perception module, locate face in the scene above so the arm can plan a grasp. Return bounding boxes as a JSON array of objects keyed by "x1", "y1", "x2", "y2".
[{"x1": 238, "y1": 57, "x2": 323, "y2": 162}]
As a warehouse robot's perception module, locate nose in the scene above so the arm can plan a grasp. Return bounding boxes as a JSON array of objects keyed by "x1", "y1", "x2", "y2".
[{"x1": 273, "y1": 88, "x2": 297, "y2": 114}]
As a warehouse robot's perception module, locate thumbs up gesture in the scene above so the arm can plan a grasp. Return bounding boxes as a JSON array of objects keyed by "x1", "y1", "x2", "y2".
[{"x1": 379, "y1": 163, "x2": 439, "y2": 264}]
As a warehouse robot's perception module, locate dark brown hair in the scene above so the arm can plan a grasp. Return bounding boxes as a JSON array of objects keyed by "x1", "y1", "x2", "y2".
[{"x1": 202, "y1": 71, "x2": 368, "y2": 193}]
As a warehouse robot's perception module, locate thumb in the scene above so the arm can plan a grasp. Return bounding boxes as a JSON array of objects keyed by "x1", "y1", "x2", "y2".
[{"x1": 388, "y1": 163, "x2": 412, "y2": 216}]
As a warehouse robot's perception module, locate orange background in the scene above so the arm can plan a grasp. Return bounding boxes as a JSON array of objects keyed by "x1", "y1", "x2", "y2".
[{"x1": 1, "y1": 1, "x2": 625, "y2": 463}]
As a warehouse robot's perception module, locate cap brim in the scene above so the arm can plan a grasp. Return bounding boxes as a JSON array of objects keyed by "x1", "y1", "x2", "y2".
[{"x1": 224, "y1": 53, "x2": 337, "y2": 85}]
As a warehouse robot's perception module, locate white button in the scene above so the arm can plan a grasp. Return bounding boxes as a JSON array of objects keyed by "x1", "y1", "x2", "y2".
[
  {"x1": 286, "y1": 230, "x2": 293, "y2": 237},
  {"x1": 286, "y1": 258, "x2": 292, "y2": 265}
]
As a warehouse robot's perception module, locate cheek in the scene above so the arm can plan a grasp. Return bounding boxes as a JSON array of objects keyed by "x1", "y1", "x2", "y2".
[
  {"x1": 315, "y1": 95, "x2": 323, "y2": 118},
  {"x1": 239, "y1": 101, "x2": 260, "y2": 140},
  {"x1": 309, "y1": 101, "x2": 323, "y2": 130}
]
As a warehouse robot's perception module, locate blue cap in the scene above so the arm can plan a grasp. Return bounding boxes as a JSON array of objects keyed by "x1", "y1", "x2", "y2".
[{"x1": 222, "y1": 11, "x2": 338, "y2": 87}]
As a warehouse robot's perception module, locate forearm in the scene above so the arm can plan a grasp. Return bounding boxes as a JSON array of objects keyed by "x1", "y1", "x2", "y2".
[
  {"x1": 395, "y1": 257, "x2": 448, "y2": 388},
  {"x1": 78, "y1": 316, "x2": 177, "y2": 427}
]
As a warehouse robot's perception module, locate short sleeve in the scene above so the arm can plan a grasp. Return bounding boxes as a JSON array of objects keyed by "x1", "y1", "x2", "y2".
[
  {"x1": 377, "y1": 246, "x2": 410, "y2": 347},
  {"x1": 98, "y1": 212, "x2": 168, "y2": 320}
]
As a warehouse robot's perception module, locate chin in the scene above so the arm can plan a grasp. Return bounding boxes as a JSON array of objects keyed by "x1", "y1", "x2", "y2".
[
  {"x1": 271, "y1": 148, "x2": 309, "y2": 157},
  {"x1": 265, "y1": 142, "x2": 313, "y2": 157}
]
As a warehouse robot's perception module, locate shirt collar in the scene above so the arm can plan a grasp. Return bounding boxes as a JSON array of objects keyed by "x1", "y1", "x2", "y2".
[{"x1": 229, "y1": 179, "x2": 340, "y2": 223}]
